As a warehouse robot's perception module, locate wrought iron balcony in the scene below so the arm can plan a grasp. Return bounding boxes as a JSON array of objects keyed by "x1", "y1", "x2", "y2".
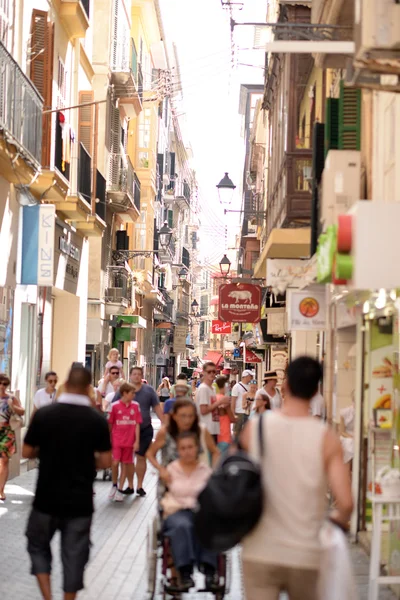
[
  {"x1": 266, "y1": 149, "x2": 312, "y2": 241},
  {"x1": 105, "y1": 265, "x2": 132, "y2": 306},
  {"x1": 110, "y1": 38, "x2": 142, "y2": 116},
  {"x1": 164, "y1": 176, "x2": 191, "y2": 208},
  {"x1": 107, "y1": 153, "x2": 141, "y2": 220},
  {"x1": 0, "y1": 41, "x2": 42, "y2": 169}
]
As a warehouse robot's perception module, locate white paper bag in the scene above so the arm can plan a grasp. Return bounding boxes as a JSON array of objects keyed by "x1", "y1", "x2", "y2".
[{"x1": 318, "y1": 521, "x2": 358, "y2": 600}]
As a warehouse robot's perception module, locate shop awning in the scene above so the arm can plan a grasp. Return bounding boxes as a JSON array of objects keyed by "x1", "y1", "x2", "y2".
[
  {"x1": 111, "y1": 315, "x2": 147, "y2": 328},
  {"x1": 253, "y1": 228, "x2": 311, "y2": 278},
  {"x1": 244, "y1": 349, "x2": 263, "y2": 363},
  {"x1": 203, "y1": 351, "x2": 224, "y2": 368}
]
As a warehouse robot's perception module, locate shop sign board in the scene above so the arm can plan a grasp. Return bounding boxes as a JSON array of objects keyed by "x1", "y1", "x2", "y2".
[
  {"x1": 288, "y1": 289, "x2": 326, "y2": 331},
  {"x1": 211, "y1": 320, "x2": 232, "y2": 334},
  {"x1": 21, "y1": 204, "x2": 56, "y2": 286},
  {"x1": 266, "y1": 259, "x2": 316, "y2": 290},
  {"x1": 173, "y1": 325, "x2": 187, "y2": 354},
  {"x1": 219, "y1": 283, "x2": 261, "y2": 323},
  {"x1": 155, "y1": 354, "x2": 167, "y2": 366}
]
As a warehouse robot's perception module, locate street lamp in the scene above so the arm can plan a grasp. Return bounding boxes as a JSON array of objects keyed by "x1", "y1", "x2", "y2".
[
  {"x1": 158, "y1": 220, "x2": 173, "y2": 249},
  {"x1": 219, "y1": 254, "x2": 231, "y2": 277},
  {"x1": 191, "y1": 299, "x2": 199, "y2": 312},
  {"x1": 216, "y1": 172, "x2": 236, "y2": 206},
  {"x1": 178, "y1": 267, "x2": 188, "y2": 282}
]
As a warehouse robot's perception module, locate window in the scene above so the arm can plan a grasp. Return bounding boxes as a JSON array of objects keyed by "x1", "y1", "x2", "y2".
[
  {"x1": 57, "y1": 58, "x2": 67, "y2": 109},
  {"x1": 0, "y1": 0, "x2": 10, "y2": 48}
]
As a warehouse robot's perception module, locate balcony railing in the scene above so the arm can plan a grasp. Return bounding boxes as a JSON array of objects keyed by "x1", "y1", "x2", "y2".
[
  {"x1": 266, "y1": 149, "x2": 312, "y2": 240},
  {"x1": 78, "y1": 142, "x2": 92, "y2": 205},
  {"x1": 105, "y1": 265, "x2": 132, "y2": 305},
  {"x1": 137, "y1": 63, "x2": 143, "y2": 104},
  {"x1": 159, "y1": 287, "x2": 174, "y2": 320},
  {"x1": 0, "y1": 41, "x2": 42, "y2": 166},
  {"x1": 110, "y1": 37, "x2": 141, "y2": 110}
]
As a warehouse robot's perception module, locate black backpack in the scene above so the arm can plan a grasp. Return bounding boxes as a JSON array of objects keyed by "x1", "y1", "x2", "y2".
[{"x1": 194, "y1": 414, "x2": 265, "y2": 552}]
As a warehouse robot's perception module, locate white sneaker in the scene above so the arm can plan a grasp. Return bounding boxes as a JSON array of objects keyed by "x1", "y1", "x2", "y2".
[
  {"x1": 108, "y1": 485, "x2": 117, "y2": 500},
  {"x1": 114, "y1": 490, "x2": 125, "y2": 502}
]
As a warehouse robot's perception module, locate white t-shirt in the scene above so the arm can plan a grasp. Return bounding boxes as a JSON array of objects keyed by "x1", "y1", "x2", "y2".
[
  {"x1": 310, "y1": 392, "x2": 325, "y2": 419},
  {"x1": 196, "y1": 382, "x2": 220, "y2": 436},
  {"x1": 231, "y1": 382, "x2": 249, "y2": 414},
  {"x1": 33, "y1": 388, "x2": 56, "y2": 409},
  {"x1": 98, "y1": 379, "x2": 117, "y2": 397},
  {"x1": 256, "y1": 387, "x2": 282, "y2": 411}
]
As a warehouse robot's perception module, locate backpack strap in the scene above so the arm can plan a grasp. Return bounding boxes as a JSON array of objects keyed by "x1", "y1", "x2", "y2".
[{"x1": 258, "y1": 412, "x2": 265, "y2": 457}]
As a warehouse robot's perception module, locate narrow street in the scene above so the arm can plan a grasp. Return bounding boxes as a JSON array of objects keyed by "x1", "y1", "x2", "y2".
[{"x1": 0, "y1": 461, "x2": 397, "y2": 600}]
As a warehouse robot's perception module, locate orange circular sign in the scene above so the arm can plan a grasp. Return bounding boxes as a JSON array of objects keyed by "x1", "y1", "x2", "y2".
[{"x1": 299, "y1": 297, "x2": 319, "y2": 318}]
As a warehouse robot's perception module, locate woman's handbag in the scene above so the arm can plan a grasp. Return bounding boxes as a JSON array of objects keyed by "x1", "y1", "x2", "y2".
[
  {"x1": 194, "y1": 414, "x2": 265, "y2": 552},
  {"x1": 9, "y1": 412, "x2": 24, "y2": 430},
  {"x1": 8, "y1": 397, "x2": 24, "y2": 430}
]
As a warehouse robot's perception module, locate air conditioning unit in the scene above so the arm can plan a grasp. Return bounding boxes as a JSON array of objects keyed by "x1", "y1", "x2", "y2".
[
  {"x1": 355, "y1": 0, "x2": 400, "y2": 69},
  {"x1": 321, "y1": 151, "x2": 361, "y2": 229}
]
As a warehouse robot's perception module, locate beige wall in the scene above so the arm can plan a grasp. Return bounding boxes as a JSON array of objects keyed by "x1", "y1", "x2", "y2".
[{"x1": 51, "y1": 290, "x2": 80, "y2": 382}]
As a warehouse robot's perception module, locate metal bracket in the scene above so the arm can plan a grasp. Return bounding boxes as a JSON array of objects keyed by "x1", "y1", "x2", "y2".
[{"x1": 112, "y1": 250, "x2": 156, "y2": 263}]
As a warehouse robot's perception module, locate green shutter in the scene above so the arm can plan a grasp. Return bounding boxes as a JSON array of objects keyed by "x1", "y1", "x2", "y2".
[
  {"x1": 325, "y1": 98, "x2": 339, "y2": 158},
  {"x1": 168, "y1": 209, "x2": 173, "y2": 228},
  {"x1": 338, "y1": 80, "x2": 361, "y2": 150}
]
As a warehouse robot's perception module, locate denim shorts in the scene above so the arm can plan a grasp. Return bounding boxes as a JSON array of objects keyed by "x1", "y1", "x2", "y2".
[{"x1": 26, "y1": 508, "x2": 92, "y2": 593}]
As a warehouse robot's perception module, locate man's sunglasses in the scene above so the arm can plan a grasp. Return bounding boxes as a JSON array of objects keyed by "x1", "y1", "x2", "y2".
[
  {"x1": 0, "y1": 381, "x2": 8, "y2": 386},
  {"x1": 205, "y1": 369, "x2": 216, "y2": 374},
  {"x1": 47, "y1": 379, "x2": 57, "y2": 384},
  {"x1": 110, "y1": 371, "x2": 119, "y2": 375}
]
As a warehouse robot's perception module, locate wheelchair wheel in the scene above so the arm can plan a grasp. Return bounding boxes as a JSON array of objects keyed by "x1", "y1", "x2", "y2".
[{"x1": 147, "y1": 515, "x2": 159, "y2": 599}]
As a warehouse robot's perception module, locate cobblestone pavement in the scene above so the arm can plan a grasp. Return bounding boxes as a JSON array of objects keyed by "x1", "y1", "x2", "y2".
[{"x1": 0, "y1": 463, "x2": 397, "y2": 599}]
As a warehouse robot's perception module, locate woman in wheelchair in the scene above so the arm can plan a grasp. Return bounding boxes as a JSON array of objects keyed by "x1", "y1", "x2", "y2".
[
  {"x1": 146, "y1": 398, "x2": 220, "y2": 484},
  {"x1": 161, "y1": 430, "x2": 219, "y2": 592}
]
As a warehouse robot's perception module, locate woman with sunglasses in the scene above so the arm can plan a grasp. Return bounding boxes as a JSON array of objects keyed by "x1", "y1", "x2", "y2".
[
  {"x1": 31, "y1": 371, "x2": 58, "y2": 420},
  {"x1": 0, "y1": 373, "x2": 25, "y2": 501}
]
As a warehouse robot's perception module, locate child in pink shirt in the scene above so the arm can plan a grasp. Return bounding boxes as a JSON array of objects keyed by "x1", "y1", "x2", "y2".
[{"x1": 108, "y1": 382, "x2": 142, "y2": 501}]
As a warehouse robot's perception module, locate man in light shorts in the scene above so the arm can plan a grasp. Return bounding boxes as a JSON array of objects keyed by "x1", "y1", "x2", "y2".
[{"x1": 23, "y1": 366, "x2": 111, "y2": 600}]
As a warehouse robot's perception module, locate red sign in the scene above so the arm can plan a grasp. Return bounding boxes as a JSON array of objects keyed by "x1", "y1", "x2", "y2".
[
  {"x1": 211, "y1": 320, "x2": 232, "y2": 334},
  {"x1": 243, "y1": 348, "x2": 262, "y2": 363},
  {"x1": 218, "y1": 283, "x2": 261, "y2": 323}
]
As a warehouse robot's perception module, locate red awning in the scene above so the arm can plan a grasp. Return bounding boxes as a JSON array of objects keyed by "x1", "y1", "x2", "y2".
[
  {"x1": 244, "y1": 349, "x2": 262, "y2": 363},
  {"x1": 203, "y1": 351, "x2": 224, "y2": 368}
]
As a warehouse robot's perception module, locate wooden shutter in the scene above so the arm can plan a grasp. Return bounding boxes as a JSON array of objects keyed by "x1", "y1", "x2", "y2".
[
  {"x1": 78, "y1": 90, "x2": 93, "y2": 155},
  {"x1": 338, "y1": 81, "x2": 361, "y2": 151},
  {"x1": 167, "y1": 209, "x2": 173, "y2": 228},
  {"x1": 30, "y1": 10, "x2": 53, "y2": 166},
  {"x1": 324, "y1": 98, "x2": 339, "y2": 158}
]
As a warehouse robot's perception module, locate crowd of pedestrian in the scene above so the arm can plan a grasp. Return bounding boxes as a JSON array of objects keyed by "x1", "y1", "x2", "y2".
[{"x1": 0, "y1": 355, "x2": 354, "y2": 599}]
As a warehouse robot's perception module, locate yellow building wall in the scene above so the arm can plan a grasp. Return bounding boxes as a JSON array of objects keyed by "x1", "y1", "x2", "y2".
[{"x1": 297, "y1": 67, "x2": 324, "y2": 149}]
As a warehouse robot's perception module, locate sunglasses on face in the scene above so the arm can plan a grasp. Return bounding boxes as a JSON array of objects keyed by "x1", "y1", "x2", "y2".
[
  {"x1": 0, "y1": 382, "x2": 8, "y2": 386},
  {"x1": 110, "y1": 371, "x2": 119, "y2": 376},
  {"x1": 205, "y1": 370, "x2": 216, "y2": 374},
  {"x1": 47, "y1": 379, "x2": 57, "y2": 384}
]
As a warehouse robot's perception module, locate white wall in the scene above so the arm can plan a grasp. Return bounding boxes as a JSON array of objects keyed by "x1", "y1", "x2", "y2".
[
  {"x1": 372, "y1": 91, "x2": 400, "y2": 203},
  {"x1": 290, "y1": 330, "x2": 319, "y2": 360}
]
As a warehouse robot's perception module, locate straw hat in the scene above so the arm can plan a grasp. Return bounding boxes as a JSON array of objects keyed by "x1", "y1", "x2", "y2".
[{"x1": 263, "y1": 370, "x2": 278, "y2": 382}]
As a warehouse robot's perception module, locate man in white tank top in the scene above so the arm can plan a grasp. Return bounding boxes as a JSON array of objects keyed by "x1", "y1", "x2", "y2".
[{"x1": 240, "y1": 356, "x2": 353, "y2": 600}]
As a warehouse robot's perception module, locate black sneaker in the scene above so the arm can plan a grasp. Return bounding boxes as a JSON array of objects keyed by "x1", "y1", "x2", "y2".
[
  {"x1": 121, "y1": 487, "x2": 134, "y2": 495},
  {"x1": 137, "y1": 487, "x2": 146, "y2": 497}
]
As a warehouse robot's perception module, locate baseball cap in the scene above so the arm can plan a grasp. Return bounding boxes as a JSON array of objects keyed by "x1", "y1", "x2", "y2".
[{"x1": 242, "y1": 369, "x2": 254, "y2": 378}]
